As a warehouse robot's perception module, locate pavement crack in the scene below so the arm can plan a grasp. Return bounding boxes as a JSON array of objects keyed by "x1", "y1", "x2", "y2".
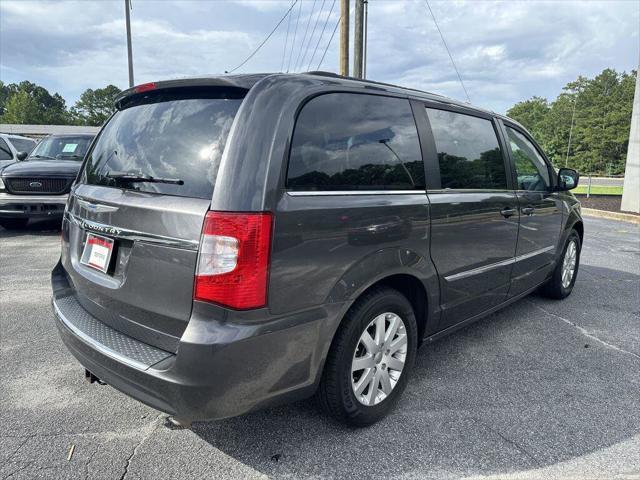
[
  {"x1": 3, "y1": 436, "x2": 31, "y2": 465},
  {"x1": 119, "y1": 413, "x2": 164, "y2": 480},
  {"x1": 473, "y1": 418, "x2": 541, "y2": 468},
  {"x1": 528, "y1": 301, "x2": 640, "y2": 361}
]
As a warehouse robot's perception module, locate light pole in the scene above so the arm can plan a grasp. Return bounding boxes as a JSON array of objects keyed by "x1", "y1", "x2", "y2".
[{"x1": 125, "y1": 0, "x2": 134, "y2": 87}]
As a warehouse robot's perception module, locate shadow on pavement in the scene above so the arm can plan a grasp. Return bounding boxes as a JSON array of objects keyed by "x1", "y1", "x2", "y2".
[
  {"x1": 0, "y1": 217, "x2": 62, "y2": 238},
  {"x1": 192, "y1": 266, "x2": 640, "y2": 478}
]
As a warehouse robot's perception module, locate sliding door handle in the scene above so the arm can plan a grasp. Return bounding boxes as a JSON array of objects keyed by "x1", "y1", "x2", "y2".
[
  {"x1": 500, "y1": 207, "x2": 517, "y2": 218},
  {"x1": 521, "y1": 206, "x2": 536, "y2": 216}
]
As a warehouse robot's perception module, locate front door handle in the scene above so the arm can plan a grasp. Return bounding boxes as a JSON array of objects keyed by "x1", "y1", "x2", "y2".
[
  {"x1": 500, "y1": 207, "x2": 517, "y2": 218},
  {"x1": 521, "y1": 206, "x2": 536, "y2": 216}
]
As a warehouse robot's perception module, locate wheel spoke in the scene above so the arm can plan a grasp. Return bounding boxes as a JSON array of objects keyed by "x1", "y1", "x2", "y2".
[
  {"x1": 352, "y1": 354, "x2": 375, "y2": 372},
  {"x1": 379, "y1": 369, "x2": 392, "y2": 394},
  {"x1": 374, "y1": 315, "x2": 385, "y2": 346},
  {"x1": 354, "y1": 367, "x2": 374, "y2": 395},
  {"x1": 389, "y1": 334, "x2": 407, "y2": 354},
  {"x1": 386, "y1": 356, "x2": 405, "y2": 372},
  {"x1": 360, "y1": 331, "x2": 377, "y2": 353},
  {"x1": 365, "y1": 369, "x2": 381, "y2": 405},
  {"x1": 383, "y1": 315, "x2": 400, "y2": 350}
]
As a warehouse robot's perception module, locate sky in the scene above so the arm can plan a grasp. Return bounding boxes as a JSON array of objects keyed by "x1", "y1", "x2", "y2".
[{"x1": 0, "y1": 0, "x2": 638, "y2": 114}]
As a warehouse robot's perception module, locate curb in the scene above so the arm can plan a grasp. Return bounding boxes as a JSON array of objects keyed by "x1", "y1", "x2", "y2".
[{"x1": 582, "y1": 208, "x2": 640, "y2": 224}]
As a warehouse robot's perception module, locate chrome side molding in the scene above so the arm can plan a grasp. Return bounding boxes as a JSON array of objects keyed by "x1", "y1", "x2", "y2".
[{"x1": 445, "y1": 246, "x2": 555, "y2": 282}]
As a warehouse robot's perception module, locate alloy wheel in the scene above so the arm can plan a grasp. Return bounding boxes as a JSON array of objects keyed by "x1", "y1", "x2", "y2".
[
  {"x1": 351, "y1": 312, "x2": 407, "y2": 406},
  {"x1": 562, "y1": 239, "x2": 578, "y2": 288}
]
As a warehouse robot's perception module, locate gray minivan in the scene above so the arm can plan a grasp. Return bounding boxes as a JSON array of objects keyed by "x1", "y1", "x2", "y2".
[{"x1": 52, "y1": 73, "x2": 583, "y2": 426}]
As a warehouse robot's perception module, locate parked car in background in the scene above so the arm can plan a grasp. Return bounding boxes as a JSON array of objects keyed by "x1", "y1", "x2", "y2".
[
  {"x1": 0, "y1": 133, "x2": 37, "y2": 168},
  {"x1": 51, "y1": 73, "x2": 582, "y2": 427},
  {"x1": 0, "y1": 133, "x2": 94, "y2": 229}
]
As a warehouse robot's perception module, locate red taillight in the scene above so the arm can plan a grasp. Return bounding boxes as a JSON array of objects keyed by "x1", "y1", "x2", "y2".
[
  {"x1": 194, "y1": 211, "x2": 272, "y2": 310},
  {"x1": 134, "y1": 82, "x2": 156, "y2": 93}
]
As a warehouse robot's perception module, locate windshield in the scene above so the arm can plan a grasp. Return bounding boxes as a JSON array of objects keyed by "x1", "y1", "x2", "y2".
[
  {"x1": 81, "y1": 95, "x2": 242, "y2": 199},
  {"x1": 30, "y1": 136, "x2": 93, "y2": 160},
  {"x1": 8, "y1": 137, "x2": 36, "y2": 154}
]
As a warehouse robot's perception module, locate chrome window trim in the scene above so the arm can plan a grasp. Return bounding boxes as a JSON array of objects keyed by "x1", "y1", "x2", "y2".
[
  {"x1": 445, "y1": 246, "x2": 555, "y2": 282},
  {"x1": 65, "y1": 211, "x2": 199, "y2": 250},
  {"x1": 286, "y1": 190, "x2": 426, "y2": 197}
]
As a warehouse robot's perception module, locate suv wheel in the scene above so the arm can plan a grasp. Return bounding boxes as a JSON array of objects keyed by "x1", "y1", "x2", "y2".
[
  {"x1": 540, "y1": 230, "x2": 581, "y2": 299},
  {"x1": 317, "y1": 287, "x2": 417, "y2": 426},
  {"x1": 0, "y1": 218, "x2": 28, "y2": 229}
]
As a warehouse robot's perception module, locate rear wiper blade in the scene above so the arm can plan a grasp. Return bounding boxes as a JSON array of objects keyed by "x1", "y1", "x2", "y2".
[{"x1": 106, "y1": 171, "x2": 184, "y2": 185}]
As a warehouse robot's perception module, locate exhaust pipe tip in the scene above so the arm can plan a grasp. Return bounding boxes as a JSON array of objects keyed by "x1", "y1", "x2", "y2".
[
  {"x1": 84, "y1": 369, "x2": 106, "y2": 385},
  {"x1": 165, "y1": 416, "x2": 192, "y2": 430}
]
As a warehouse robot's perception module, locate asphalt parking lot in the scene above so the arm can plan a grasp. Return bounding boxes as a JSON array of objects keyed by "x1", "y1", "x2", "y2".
[{"x1": 1, "y1": 216, "x2": 638, "y2": 480}]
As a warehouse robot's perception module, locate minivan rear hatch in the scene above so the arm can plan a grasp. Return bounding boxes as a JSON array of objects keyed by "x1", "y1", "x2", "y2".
[{"x1": 61, "y1": 84, "x2": 246, "y2": 352}]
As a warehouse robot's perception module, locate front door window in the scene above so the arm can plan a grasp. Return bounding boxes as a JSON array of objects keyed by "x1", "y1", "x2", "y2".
[{"x1": 506, "y1": 127, "x2": 550, "y2": 192}]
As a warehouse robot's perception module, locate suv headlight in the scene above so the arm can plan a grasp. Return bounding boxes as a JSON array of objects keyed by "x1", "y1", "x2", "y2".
[{"x1": 0, "y1": 178, "x2": 5, "y2": 191}]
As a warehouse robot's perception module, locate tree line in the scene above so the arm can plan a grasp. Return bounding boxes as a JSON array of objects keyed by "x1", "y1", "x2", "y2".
[
  {"x1": 1, "y1": 67, "x2": 636, "y2": 175},
  {"x1": 507, "y1": 68, "x2": 636, "y2": 175},
  {"x1": 0, "y1": 81, "x2": 121, "y2": 127}
]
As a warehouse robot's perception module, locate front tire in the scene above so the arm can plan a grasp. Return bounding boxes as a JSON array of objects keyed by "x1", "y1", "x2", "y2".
[
  {"x1": 540, "y1": 230, "x2": 581, "y2": 299},
  {"x1": 317, "y1": 287, "x2": 418, "y2": 426}
]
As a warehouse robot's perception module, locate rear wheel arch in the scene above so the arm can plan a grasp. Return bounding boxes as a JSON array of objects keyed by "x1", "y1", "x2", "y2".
[
  {"x1": 368, "y1": 274, "x2": 429, "y2": 343},
  {"x1": 331, "y1": 273, "x2": 430, "y2": 352}
]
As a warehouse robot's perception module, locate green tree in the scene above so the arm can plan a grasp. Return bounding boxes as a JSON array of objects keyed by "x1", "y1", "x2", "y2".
[
  {"x1": 72, "y1": 85, "x2": 122, "y2": 126},
  {"x1": 0, "y1": 81, "x2": 10, "y2": 117},
  {"x1": 506, "y1": 69, "x2": 636, "y2": 175},
  {"x1": 0, "y1": 80, "x2": 69, "y2": 124},
  {"x1": 506, "y1": 96, "x2": 551, "y2": 147}
]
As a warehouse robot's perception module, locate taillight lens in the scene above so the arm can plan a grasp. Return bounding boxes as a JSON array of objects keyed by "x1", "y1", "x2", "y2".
[
  {"x1": 194, "y1": 211, "x2": 272, "y2": 310},
  {"x1": 134, "y1": 82, "x2": 156, "y2": 93}
]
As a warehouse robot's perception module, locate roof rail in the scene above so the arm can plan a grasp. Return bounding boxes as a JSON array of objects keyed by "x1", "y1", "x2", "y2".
[{"x1": 304, "y1": 71, "x2": 446, "y2": 99}]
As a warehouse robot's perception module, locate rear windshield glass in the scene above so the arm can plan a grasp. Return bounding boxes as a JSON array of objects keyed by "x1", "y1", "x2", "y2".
[
  {"x1": 81, "y1": 96, "x2": 242, "y2": 199},
  {"x1": 8, "y1": 137, "x2": 36, "y2": 154},
  {"x1": 30, "y1": 136, "x2": 93, "y2": 160}
]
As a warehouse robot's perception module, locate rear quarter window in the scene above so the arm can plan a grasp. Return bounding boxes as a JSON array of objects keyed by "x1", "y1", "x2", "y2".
[
  {"x1": 82, "y1": 95, "x2": 242, "y2": 199},
  {"x1": 287, "y1": 93, "x2": 424, "y2": 191}
]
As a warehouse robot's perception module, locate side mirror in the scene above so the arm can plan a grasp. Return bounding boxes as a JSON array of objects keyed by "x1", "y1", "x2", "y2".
[
  {"x1": 16, "y1": 151, "x2": 28, "y2": 161},
  {"x1": 557, "y1": 168, "x2": 579, "y2": 191}
]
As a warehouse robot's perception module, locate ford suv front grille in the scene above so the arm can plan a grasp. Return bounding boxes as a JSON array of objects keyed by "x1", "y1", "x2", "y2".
[{"x1": 6, "y1": 177, "x2": 72, "y2": 195}]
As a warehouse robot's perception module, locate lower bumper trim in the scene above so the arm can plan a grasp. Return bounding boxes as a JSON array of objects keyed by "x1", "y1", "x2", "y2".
[{"x1": 53, "y1": 294, "x2": 173, "y2": 371}]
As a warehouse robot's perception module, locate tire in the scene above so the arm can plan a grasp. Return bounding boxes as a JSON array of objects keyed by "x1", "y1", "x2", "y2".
[
  {"x1": 0, "y1": 218, "x2": 28, "y2": 229},
  {"x1": 317, "y1": 286, "x2": 418, "y2": 426},
  {"x1": 540, "y1": 230, "x2": 581, "y2": 299}
]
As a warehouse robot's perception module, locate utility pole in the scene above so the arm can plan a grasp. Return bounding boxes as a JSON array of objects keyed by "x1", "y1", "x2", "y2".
[
  {"x1": 125, "y1": 0, "x2": 134, "y2": 88},
  {"x1": 340, "y1": 0, "x2": 349, "y2": 76},
  {"x1": 363, "y1": 0, "x2": 368, "y2": 79},
  {"x1": 353, "y1": 0, "x2": 364, "y2": 78}
]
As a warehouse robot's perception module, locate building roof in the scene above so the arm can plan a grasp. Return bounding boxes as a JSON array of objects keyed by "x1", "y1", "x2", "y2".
[{"x1": 0, "y1": 124, "x2": 101, "y2": 137}]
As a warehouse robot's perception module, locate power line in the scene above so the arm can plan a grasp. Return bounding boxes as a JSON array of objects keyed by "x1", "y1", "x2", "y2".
[
  {"x1": 226, "y1": 0, "x2": 298, "y2": 74},
  {"x1": 281, "y1": 0, "x2": 295, "y2": 72},
  {"x1": 423, "y1": 0, "x2": 470, "y2": 103},
  {"x1": 308, "y1": 0, "x2": 337, "y2": 71},
  {"x1": 299, "y1": 0, "x2": 326, "y2": 71},
  {"x1": 293, "y1": 0, "x2": 317, "y2": 72},
  {"x1": 287, "y1": 0, "x2": 303, "y2": 72},
  {"x1": 317, "y1": 14, "x2": 341, "y2": 70}
]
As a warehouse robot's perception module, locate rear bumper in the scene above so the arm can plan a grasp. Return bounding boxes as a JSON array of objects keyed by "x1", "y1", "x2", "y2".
[
  {"x1": 0, "y1": 192, "x2": 67, "y2": 218},
  {"x1": 52, "y1": 261, "x2": 345, "y2": 421}
]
